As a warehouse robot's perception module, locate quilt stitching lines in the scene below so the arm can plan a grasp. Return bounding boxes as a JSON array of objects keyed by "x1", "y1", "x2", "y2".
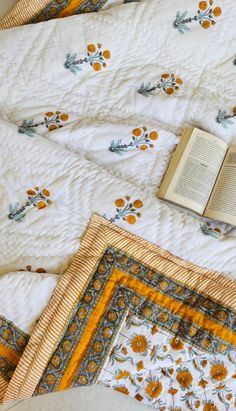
[{"x1": 34, "y1": 247, "x2": 236, "y2": 395}]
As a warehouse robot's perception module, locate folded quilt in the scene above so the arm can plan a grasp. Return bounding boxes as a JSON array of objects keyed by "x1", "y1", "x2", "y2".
[
  {"x1": 0, "y1": 0, "x2": 235, "y2": 268},
  {"x1": 0, "y1": 270, "x2": 58, "y2": 402},
  {"x1": 0, "y1": 0, "x2": 123, "y2": 30},
  {"x1": 0, "y1": 0, "x2": 235, "y2": 141},
  {"x1": 0, "y1": 0, "x2": 236, "y2": 408},
  {"x1": 3, "y1": 214, "x2": 236, "y2": 410},
  {"x1": 1, "y1": 119, "x2": 236, "y2": 278}
]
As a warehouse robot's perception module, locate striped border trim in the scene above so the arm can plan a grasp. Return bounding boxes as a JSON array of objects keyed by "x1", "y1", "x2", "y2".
[
  {"x1": 0, "y1": 0, "x2": 51, "y2": 30},
  {"x1": 0, "y1": 376, "x2": 8, "y2": 403},
  {"x1": 4, "y1": 214, "x2": 236, "y2": 403}
]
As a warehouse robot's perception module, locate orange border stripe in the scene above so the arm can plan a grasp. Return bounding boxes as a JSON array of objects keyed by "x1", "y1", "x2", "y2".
[
  {"x1": 57, "y1": 268, "x2": 236, "y2": 391},
  {"x1": 0, "y1": 343, "x2": 20, "y2": 366}
]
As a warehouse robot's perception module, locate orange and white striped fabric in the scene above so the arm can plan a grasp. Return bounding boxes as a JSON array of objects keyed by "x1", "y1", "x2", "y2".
[{"x1": 3, "y1": 215, "x2": 236, "y2": 409}]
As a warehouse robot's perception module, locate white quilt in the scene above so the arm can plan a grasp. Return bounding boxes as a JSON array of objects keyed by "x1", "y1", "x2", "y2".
[{"x1": 0, "y1": 0, "x2": 236, "y2": 406}]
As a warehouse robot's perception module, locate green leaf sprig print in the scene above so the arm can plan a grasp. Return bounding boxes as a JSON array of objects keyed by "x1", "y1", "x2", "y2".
[
  {"x1": 18, "y1": 111, "x2": 69, "y2": 137},
  {"x1": 8, "y1": 187, "x2": 52, "y2": 222},
  {"x1": 173, "y1": 1, "x2": 222, "y2": 34},
  {"x1": 138, "y1": 73, "x2": 183, "y2": 97},
  {"x1": 64, "y1": 43, "x2": 110, "y2": 74},
  {"x1": 109, "y1": 127, "x2": 158, "y2": 155},
  {"x1": 216, "y1": 107, "x2": 236, "y2": 129}
]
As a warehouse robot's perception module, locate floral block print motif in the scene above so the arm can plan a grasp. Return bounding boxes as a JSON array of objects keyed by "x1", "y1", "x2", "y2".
[
  {"x1": 216, "y1": 106, "x2": 236, "y2": 129},
  {"x1": 109, "y1": 196, "x2": 143, "y2": 224},
  {"x1": 7, "y1": 216, "x2": 236, "y2": 408},
  {"x1": 109, "y1": 127, "x2": 158, "y2": 154},
  {"x1": 27, "y1": 216, "x2": 236, "y2": 411},
  {"x1": 8, "y1": 187, "x2": 52, "y2": 222},
  {"x1": 101, "y1": 312, "x2": 236, "y2": 410},
  {"x1": 18, "y1": 112, "x2": 69, "y2": 137},
  {"x1": 138, "y1": 73, "x2": 183, "y2": 97},
  {"x1": 64, "y1": 43, "x2": 110, "y2": 74},
  {"x1": 0, "y1": 316, "x2": 29, "y2": 383},
  {"x1": 173, "y1": 1, "x2": 222, "y2": 34}
]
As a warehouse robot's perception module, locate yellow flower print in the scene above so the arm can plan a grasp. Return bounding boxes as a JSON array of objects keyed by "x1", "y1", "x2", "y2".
[
  {"x1": 176, "y1": 368, "x2": 193, "y2": 388},
  {"x1": 151, "y1": 325, "x2": 158, "y2": 335},
  {"x1": 64, "y1": 43, "x2": 110, "y2": 74},
  {"x1": 114, "y1": 385, "x2": 129, "y2": 395},
  {"x1": 138, "y1": 73, "x2": 183, "y2": 97},
  {"x1": 86, "y1": 360, "x2": 98, "y2": 373},
  {"x1": 203, "y1": 401, "x2": 218, "y2": 411},
  {"x1": 8, "y1": 187, "x2": 52, "y2": 223},
  {"x1": 130, "y1": 334, "x2": 149, "y2": 355},
  {"x1": 109, "y1": 127, "x2": 159, "y2": 154},
  {"x1": 168, "y1": 387, "x2": 178, "y2": 396},
  {"x1": 2, "y1": 329, "x2": 13, "y2": 341},
  {"x1": 136, "y1": 360, "x2": 144, "y2": 371},
  {"x1": 145, "y1": 378, "x2": 163, "y2": 399},
  {"x1": 170, "y1": 337, "x2": 184, "y2": 351},
  {"x1": 62, "y1": 340, "x2": 72, "y2": 352},
  {"x1": 198, "y1": 379, "x2": 208, "y2": 388},
  {"x1": 116, "y1": 370, "x2": 130, "y2": 380},
  {"x1": 135, "y1": 393, "x2": 143, "y2": 401},
  {"x1": 78, "y1": 375, "x2": 88, "y2": 385},
  {"x1": 94, "y1": 341, "x2": 103, "y2": 353},
  {"x1": 51, "y1": 355, "x2": 61, "y2": 367},
  {"x1": 121, "y1": 347, "x2": 128, "y2": 355},
  {"x1": 173, "y1": 1, "x2": 222, "y2": 34},
  {"x1": 210, "y1": 362, "x2": 228, "y2": 381},
  {"x1": 46, "y1": 374, "x2": 56, "y2": 385},
  {"x1": 109, "y1": 196, "x2": 143, "y2": 225},
  {"x1": 18, "y1": 111, "x2": 69, "y2": 136}
]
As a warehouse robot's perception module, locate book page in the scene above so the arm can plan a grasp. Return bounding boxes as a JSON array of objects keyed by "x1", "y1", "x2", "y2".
[
  {"x1": 205, "y1": 146, "x2": 236, "y2": 226},
  {"x1": 163, "y1": 129, "x2": 228, "y2": 214}
]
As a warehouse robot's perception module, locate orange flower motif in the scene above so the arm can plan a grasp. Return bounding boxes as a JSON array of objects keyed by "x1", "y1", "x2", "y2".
[
  {"x1": 130, "y1": 335, "x2": 148, "y2": 354},
  {"x1": 103, "y1": 50, "x2": 110, "y2": 59},
  {"x1": 127, "y1": 215, "x2": 136, "y2": 224},
  {"x1": 174, "y1": 1, "x2": 221, "y2": 34},
  {"x1": 37, "y1": 201, "x2": 47, "y2": 209},
  {"x1": 210, "y1": 363, "x2": 228, "y2": 381},
  {"x1": 168, "y1": 387, "x2": 178, "y2": 396},
  {"x1": 170, "y1": 337, "x2": 184, "y2": 351},
  {"x1": 9, "y1": 186, "x2": 52, "y2": 222},
  {"x1": 121, "y1": 347, "x2": 128, "y2": 355},
  {"x1": 93, "y1": 62, "x2": 101, "y2": 71},
  {"x1": 27, "y1": 189, "x2": 37, "y2": 195},
  {"x1": 198, "y1": 379, "x2": 208, "y2": 388},
  {"x1": 176, "y1": 368, "x2": 193, "y2": 388},
  {"x1": 110, "y1": 196, "x2": 143, "y2": 225},
  {"x1": 114, "y1": 385, "x2": 129, "y2": 395},
  {"x1": 203, "y1": 402, "x2": 218, "y2": 411},
  {"x1": 109, "y1": 127, "x2": 158, "y2": 153},
  {"x1": 133, "y1": 200, "x2": 143, "y2": 209},
  {"x1": 116, "y1": 370, "x2": 130, "y2": 380},
  {"x1": 115, "y1": 198, "x2": 125, "y2": 208},
  {"x1": 149, "y1": 131, "x2": 158, "y2": 140},
  {"x1": 135, "y1": 393, "x2": 143, "y2": 401},
  {"x1": 151, "y1": 325, "x2": 158, "y2": 335},
  {"x1": 94, "y1": 341, "x2": 103, "y2": 353},
  {"x1": 145, "y1": 379, "x2": 163, "y2": 399},
  {"x1": 138, "y1": 74, "x2": 183, "y2": 96},
  {"x1": 136, "y1": 360, "x2": 144, "y2": 371},
  {"x1": 87, "y1": 44, "x2": 96, "y2": 53},
  {"x1": 65, "y1": 43, "x2": 110, "y2": 74}
]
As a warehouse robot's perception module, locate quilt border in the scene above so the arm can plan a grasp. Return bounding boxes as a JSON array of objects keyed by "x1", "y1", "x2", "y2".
[{"x1": 3, "y1": 213, "x2": 236, "y2": 402}]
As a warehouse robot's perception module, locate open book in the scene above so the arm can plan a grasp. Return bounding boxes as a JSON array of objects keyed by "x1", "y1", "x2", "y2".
[{"x1": 157, "y1": 128, "x2": 236, "y2": 226}]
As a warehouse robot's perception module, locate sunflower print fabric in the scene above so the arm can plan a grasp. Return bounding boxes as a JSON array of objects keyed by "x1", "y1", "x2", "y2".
[{"x1": 8, "y1": 215, "x2": 236, "y2": 410}]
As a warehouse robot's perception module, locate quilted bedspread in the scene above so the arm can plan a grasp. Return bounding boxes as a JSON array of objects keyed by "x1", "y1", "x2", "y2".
[{"x1": 0, "y1": 0, "x2": 236, "y2": 409}]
